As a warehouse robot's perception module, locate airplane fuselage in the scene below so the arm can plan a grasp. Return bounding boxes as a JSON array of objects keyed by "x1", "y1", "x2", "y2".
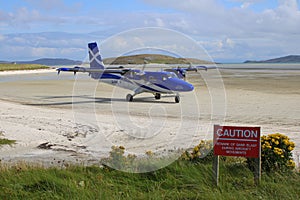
[{"x1": 92, "y1": 70, "x2": 194, "y2": 95}]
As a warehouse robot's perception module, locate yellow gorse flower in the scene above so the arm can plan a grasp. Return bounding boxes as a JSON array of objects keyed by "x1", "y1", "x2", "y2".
[
  {"x1": 288, "y1": 146, "x2": 294, "y2": 151},
  {"x1": 145, "y1": 150, "x2": 153, "y2": 157},
  {"x1": 287, "y1": 159, "x2": 296, "y2": 168},
  {"x1": 271, "y1": 138, "x2": 275, "y2": 143},
  {"x1": 283, "y1": 139, "x2": 289, "y2": 146},
  {"x1": 273, "y1": 147, "x2": 284, "y2": 155}
]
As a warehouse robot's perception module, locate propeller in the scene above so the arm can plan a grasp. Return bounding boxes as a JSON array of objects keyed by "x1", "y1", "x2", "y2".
[{"x1": 142, "y1": 59, "x2": 149, "y2": 72}]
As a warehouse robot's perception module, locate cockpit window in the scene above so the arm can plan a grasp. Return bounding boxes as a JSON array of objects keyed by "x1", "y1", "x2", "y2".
[
  {"x1": 162, "y1": 73, "x2": 177, "y2": 81},
  {"x1": 168, "y1": 72, "x2": 177, "y2": 78}
]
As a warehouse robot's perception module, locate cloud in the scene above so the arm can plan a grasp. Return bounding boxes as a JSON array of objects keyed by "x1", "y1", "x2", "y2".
[
  {"x1": 142, "y1": 0, "x2": 225, "y2": 14},
  {"x1": 0, "y1": 32, "x2": 89, "y2": 60},
  {"x1": 226, "y1": 0, "x2": 264, "y2": 9},
  {"x1": 140, "y1": 0, "x2": 300, "y2": 61},
  {"x1": 142, "y1": 0, "x2": 300, "y2": 35},
  {"x1": 24, "y1": 0, "x2": 81, "y2": 13},
  {"x1": 0, "y1": 6, "x2": 68, "y2": 32},
  {"x1": 99, "y1": 28, "x2": 212, "y2": 62},
  {"x1": 0, "y1": 1, "x2": 299, "y2": 62},
  {"x1": 0, "y1": 34, "x2": 5, "y2": 41}
]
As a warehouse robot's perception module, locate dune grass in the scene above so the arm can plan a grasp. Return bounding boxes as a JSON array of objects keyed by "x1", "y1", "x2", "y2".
[
  {"x1": 0, "y1": 63, "x2": 49, "y2": 71},
  {"x1": 0, "y1": 160, "x2": 299, "y2": 199}
]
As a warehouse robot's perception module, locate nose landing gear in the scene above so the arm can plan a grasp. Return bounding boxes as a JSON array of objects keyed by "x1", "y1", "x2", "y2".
[{"x1": 175, "y1": 95, "x2": 180, "y2": 103}]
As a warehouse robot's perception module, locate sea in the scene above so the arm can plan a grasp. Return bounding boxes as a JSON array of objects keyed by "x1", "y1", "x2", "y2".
[
  {"x1": 217, "y1": 63, "x2": 300, "y2": 70},
  {"x1": 0, "y1": 63, "x2": 300, "y2": 83}
]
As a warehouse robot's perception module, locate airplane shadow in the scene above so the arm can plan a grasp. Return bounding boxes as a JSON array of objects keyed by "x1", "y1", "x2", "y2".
[{"x1": 25, "y1": 95, "x2": 176, "y2": 107}]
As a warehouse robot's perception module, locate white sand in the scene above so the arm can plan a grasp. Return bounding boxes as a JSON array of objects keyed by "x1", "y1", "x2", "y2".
[
  {"x1": 0, "y1": 69, "x2": 299, "y2": 167},
  {"x1": 0, "y1": 68, "x2": 55, "y2": 76}
]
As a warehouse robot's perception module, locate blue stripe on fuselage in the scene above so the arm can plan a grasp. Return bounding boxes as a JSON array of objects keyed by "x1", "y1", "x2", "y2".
[
  {"x1": 99, "y1": 73, "x2": 121, "y2": 79},
  {"x1": 135, "y1": 82, "x2": 161, "y2": 92},
  {"x1": 99, "y1": 74, "x2": 164, "y2": 92},
  {"x1": 98, "y1": 73, "x2": 134, "y2": 86},
  {"x1": 153, "y1": 83, "x2": 170, "y2": 90}
]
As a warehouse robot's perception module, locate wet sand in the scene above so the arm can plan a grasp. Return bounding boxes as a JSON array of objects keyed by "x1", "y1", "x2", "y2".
[{"x1": 0, "y1": 68, "x2": 299, "y2": 166}]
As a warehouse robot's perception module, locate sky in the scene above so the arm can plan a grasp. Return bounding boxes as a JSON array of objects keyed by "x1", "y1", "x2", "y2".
[{"x1": 0, "y1": 0, "x2": 299, "y2": 62}]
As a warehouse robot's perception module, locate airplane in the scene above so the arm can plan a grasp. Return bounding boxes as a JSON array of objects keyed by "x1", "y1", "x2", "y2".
[{"x1": 57, "y1": 42, "x2": 196, "y2": 103}]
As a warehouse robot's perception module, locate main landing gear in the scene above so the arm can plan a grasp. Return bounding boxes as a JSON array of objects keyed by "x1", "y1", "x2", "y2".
[
  {"x1": 125, "y1": 93, "x2": 180, "y2": 103},
  {"x1": 126, "y1": 94, "x2": 133, "y2": 102},
  {"x1": 154, "y1": 93, "x2": 161, "y2": 100}
]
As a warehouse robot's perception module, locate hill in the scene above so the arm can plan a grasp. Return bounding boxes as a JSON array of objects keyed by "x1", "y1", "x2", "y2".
[
  {"x1": 17, "y1": 58, "x2": 82, "y2": 66},
  {"x1": 3, "y1": 54, "x2": 212, "y2": 66},
  {"x1": 103, "y1": 54, "x2": 213, "y2": 65},
  {"x1": 244, "y1": 55, "x2": 300, "y2": 63}
]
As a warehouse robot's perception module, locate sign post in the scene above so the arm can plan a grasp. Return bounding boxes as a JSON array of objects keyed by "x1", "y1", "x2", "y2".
[
  {"x1": 212, "y1": 155, "x2": 219, "y2": 186},
  {"x1": 213, "y1": 125, "x2": 261, "y2": 186}
]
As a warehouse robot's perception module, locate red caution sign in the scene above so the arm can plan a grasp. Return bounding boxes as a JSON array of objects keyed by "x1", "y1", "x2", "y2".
[{"x1": 213, "y1": 125, "x2": 261, "y2": 158}]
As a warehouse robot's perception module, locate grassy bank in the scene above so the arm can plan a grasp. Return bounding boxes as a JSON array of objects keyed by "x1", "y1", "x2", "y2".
[
  {"x1": 0, "y1": 63, "x2": 49, "y2": 71},
  {"x1": 0, "y1": 131, "x2": 16, "y2": 146},
  {"x1": 0, "y1": 160, "x2": 299, "y2": 199}
]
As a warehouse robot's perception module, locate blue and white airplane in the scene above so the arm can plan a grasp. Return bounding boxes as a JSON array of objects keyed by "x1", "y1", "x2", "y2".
[{"x1": 57, "y1": 42, "x2": 195, "y2": 103}]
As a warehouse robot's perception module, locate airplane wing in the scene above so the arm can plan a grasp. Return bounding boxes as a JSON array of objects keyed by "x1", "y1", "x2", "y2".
[
  {"x1": 194, "y1": 65, "x2": 218, "y2": 70},
  {"x1": 164, "y1": 65, "x2": 217, "y2": 79},
  {"x1": 192, "y1": 65, "x2": 207, "y2": 71},
  {"x1": 56, "y1": 66, "x2": 130, "y2": 75},
  {"x1": 183, "y1": 65, "x2": 218, "y2": 71},
  {"x1": 184, "y1": 65, "x2": 218, "y2": 71}
]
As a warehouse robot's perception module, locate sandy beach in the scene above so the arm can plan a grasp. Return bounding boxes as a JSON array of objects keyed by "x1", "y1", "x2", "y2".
[{"x1": 0, "y1": 67, "x2": 299, "y2": 166}]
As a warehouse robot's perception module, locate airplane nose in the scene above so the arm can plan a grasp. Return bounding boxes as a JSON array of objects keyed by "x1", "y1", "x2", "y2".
[
  {"x1": 170, "y1": 78, "x2": 194, "y2": 92},
  {"x1": 174, "y1": 82, "x2": 194, "y2": 92},
  {"x1": 187, "y1": 83, "x2": 194, "y2": 91}
]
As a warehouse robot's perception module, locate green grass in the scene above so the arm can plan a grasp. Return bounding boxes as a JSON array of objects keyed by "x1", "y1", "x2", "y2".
[
  {"x1": 0, "y1": 160, "x2": 299, "y2": 199},
  {"x1": 0, "y1": 138, "x2": 16, "y2": 146},
  {"x1": 0, "y1": 131, "x2": 16, "y2": 146},
  {"x1": 0, "y1": 63, "x2": 49, "y2": 71}
]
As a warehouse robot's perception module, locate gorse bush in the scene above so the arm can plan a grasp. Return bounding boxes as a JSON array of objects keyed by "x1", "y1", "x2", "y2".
[
  {"x1": 107, "y1": 145, "x2": 126, "y2": 169},
  {"x1": 181, "y1": 140, "x2": 214, "y2": 163},
  {"x1": 102, "y1": 146, "x2": 162, "y2": 172},
  {"x1": 248, "y1": 133, "x2": 295, "y2": 172},
  {"x1": 105, "y1": 134, "x2": 296, "y2": 173},
  {"x1": 103, "y1": 145, "x2": 137, "y2": 170}
]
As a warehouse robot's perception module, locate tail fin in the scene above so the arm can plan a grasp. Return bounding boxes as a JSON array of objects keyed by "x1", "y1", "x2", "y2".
[{"x1": 88, "y1": 42, "x2": 105, "y2": 69}]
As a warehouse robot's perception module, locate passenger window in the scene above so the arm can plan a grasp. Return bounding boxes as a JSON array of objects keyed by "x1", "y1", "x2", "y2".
[{"x1": 149, "y1": 76, "x2": 156, "y2": 81}]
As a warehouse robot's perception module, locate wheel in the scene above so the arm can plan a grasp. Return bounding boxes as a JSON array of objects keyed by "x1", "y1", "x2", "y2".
[
  {"x1": 126, "y1": 94, "x2": 133, "y2": 102},
  {"x1": 175, "y1": 95, "x2": 180, "y2": 103},
  {"x1": 154, "y1": 93, "x2": 161, "y2": 100}
]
